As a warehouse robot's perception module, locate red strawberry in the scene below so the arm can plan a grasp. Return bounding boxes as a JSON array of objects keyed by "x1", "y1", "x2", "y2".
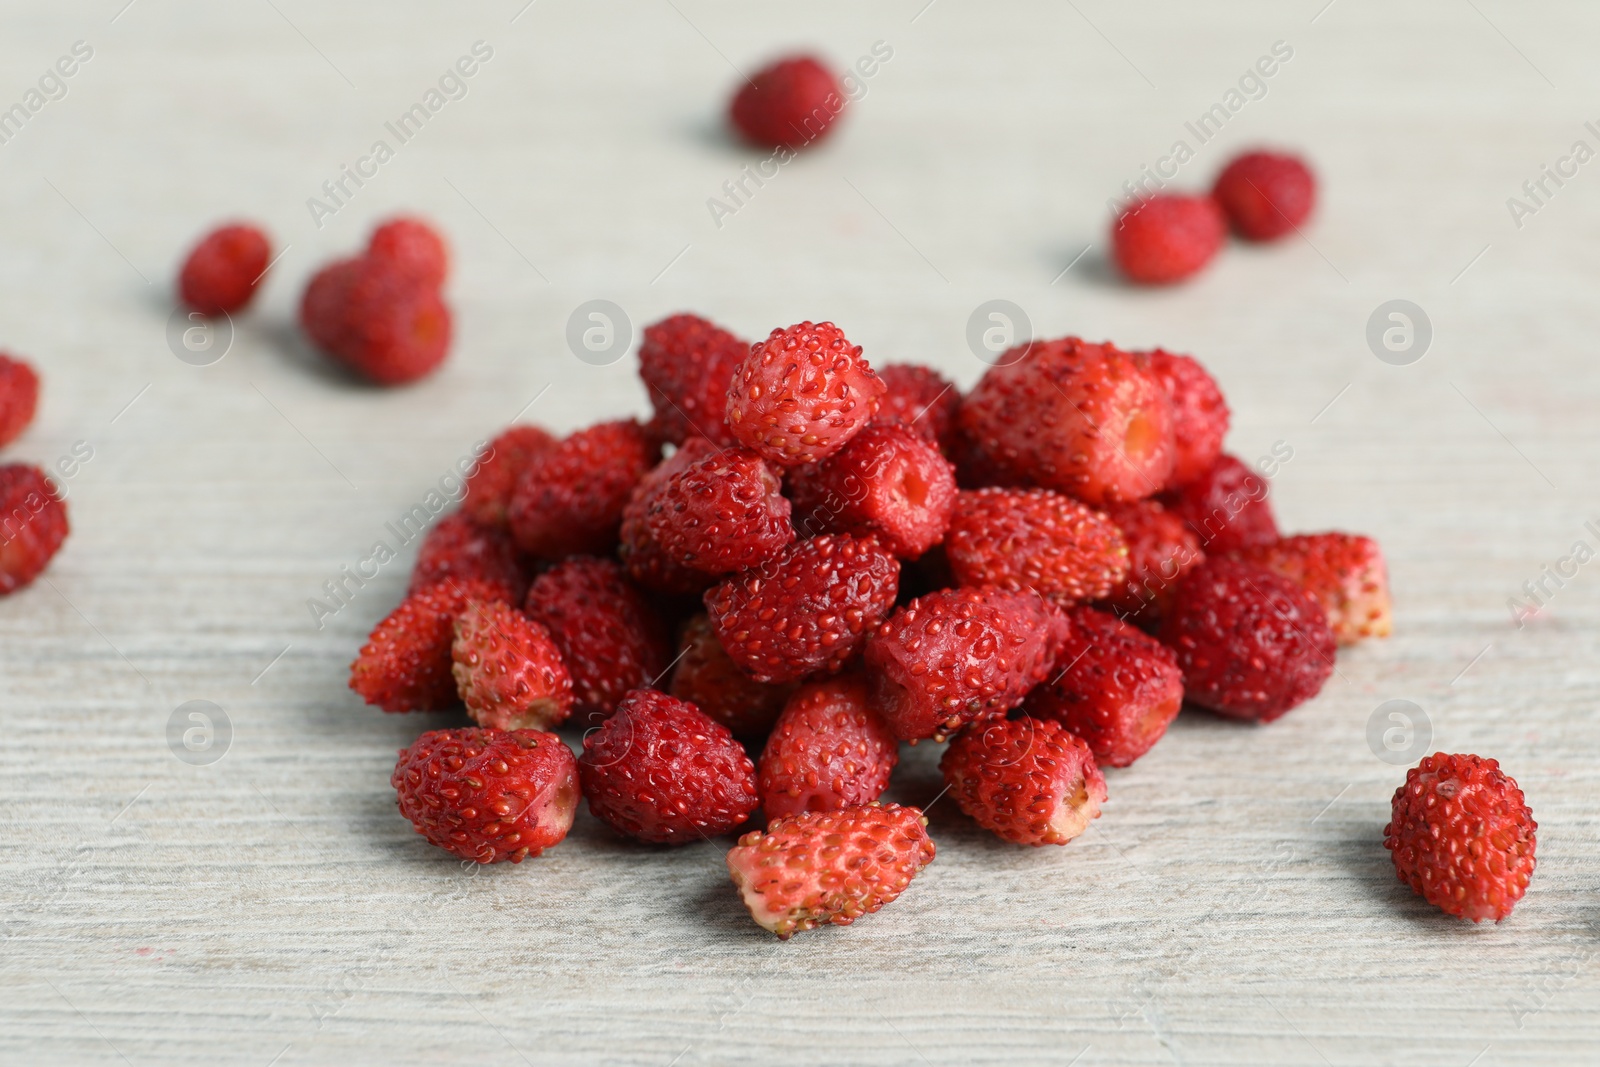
[
  {"x1": 1158, "y1": 557, "x2": 1335, "y2": 722},
  {"x1": 408, "y1": 511, "x2": 526, "y2": 605},
  {"x1": 1212, "y1": 150, "x2": 1316, "y2": 242},
  {"x1": 726, "y1": 803, "x2": 934, "y2": 939},
  {"x1": 947, "y1": 425, "x2": 1022, "y2": 491},
  {"x1": 618, "y1": 438, "x2": 721, "y2": 597},
  {"x1": 669, "y1": 613, "x2": 793, "y2": 739},
  {"x1": 507, "y1": 419, "x2": 659, "y2": 559},
  {"x1": 728, "y1": 55, "x2": 844, "y2": 151},
  {"x1": 1024, "y1": 607, "x2": 1183, "y2": 767},
  {"x1": 872, "y1": 363, "x2": 960, "y2": 450},
  {"x1": 300, "y1": 257, "x2": 452, "y2": 385},
  {"x1": 944, "y1": 488, "x2": 1130, "y2": 605},
  {"x1": 1098, "y1": 499, "x2": 1204, "y2": 627},
  {"x1": 758, "y1": 676, "x2": 898, "y2": 819},
  {"x1": 726, "y1": 321, "x2": 885, "y2": 467},
  {"x1": 643, "y1": 446, "x2": 794, "y2": 575},
  {"x1": 1232, "y1": 532, "x2": 1393, "y2": 645},
  {"x1": 704, "y1": 534, "x2": 899, "y2": 684},
  {"x1": 864, "y1": 586, "x2": 1070, "y2": 741},
  {"x1": 638, "y1": 313, "x2": 746, "y2": 446},
  {"x1": 523, "y1": 557, "x2": 671, "y2": 721},
  {"x1": 0, "y1": 464, "x2": 69, "y2": 594},
  {"x1": 1136, "y1": 349, "x2": 1229, "y2": 490},
  {"x1": 367, "y1": 215, "x2": 449, "y2": 286},
  {"x1": 1110, "y1": 194, "x2": 1226, "y2": 285},
  {"x1": 299, "y1": 257, "x2": 362, "y2": 356},
  {"x1": 786, "y1": 422, "x2": 957, "y2": 559},
  {"x1": 178, "y1": 222, "x2": 271, "y2": 315},
  {"x1": 940, "y1": 717, "x2": 1106, "y2": 846},
  {"x1": 1384, "y1": 753, "x2": 1536, "y2": 922},
  {"x1": 578, "y1": 688, "x2": 759, "y2": 845},
  {"x1": 451, "y1": 599, "x2": 573, "y2": 731},
  {"x1": 0, "y1": 354, "x2": 39, "y2": 449},
  {"x1": 462, "y1": 425, "x2": 558, "y2": 529},
  {"x1": 1160, "y1": 453, "x2": 1279, "y2": 554},
  {"x1": 349, "y1": 578, "x2": 509, "y2": 713},
  {"x1": 392, "y1": 727, "x2": 578, "y2": 863},
  {"x1": 957, "y1": 337, "x2": 1175, "y2": 505}
]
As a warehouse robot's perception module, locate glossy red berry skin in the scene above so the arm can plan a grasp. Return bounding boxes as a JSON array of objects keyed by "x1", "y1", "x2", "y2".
[
  {"x1": 392, "y1": 728, "x2": 578, "y2": 863},
  {"x1": 300, "y1": 257, "x2": 452, "y2": 385},
  {"x1": 668, "y1": 613, "x2": 793, "y2": 740},
  {"x1": 1384, "y1": 753, "x2": 1536, "y2": 922},
  {"x1": 367, "y1": 215, "x2": 449, "y2": 286},
  {"x1": 1024, "y1": 607, "x2": 1183, "y2": 767},
  {"x1": 944, "y1": 488, "x2": 1130, "y2": 605},
  {"x1": 758, "y1": 676, "x2": 898, "y2": 820},
  {"x1": 523, "y1": 557, "x2": 670, "y2": 722},
  {"x1": 638, "y1": 313, "x2": 746, "y2": 447},
  {"x1": 1110, "y1": 194, "x2": 1226, "y2": 285},
  {"x1": 704, "y1": 533, "x2": 899, "y2": 684},
  {"x1": 786, "y1": 422, "x2": 957, "y2": 560},
  {"x1": 872, "y1": 363, "x2": 960, "y2": 450},
  {"x1": 1160, "y1": 453, "x2": 1280, "y2": 554},
  {"x1": 451, "y1": 599, "x2": 573, "y2": 732},
  {"x1": 939, "y1": 717, "x2": 1106, "y2": 846},
  {"x1": 462, "y1": 425, "x2": 558, "y2": 530},
  {"x1": 1212, "y1": 150, "x2": 1316, "y2": 241},
  {"x1": 1232, "y1": 531, "x2": 1393, "y2": 645},
  {"x1": 507, "y1": 420, "x2": 659, "y2": 559},
  {"x1": 618, "y1": 438, "x2": 721, "y2": 597},
  {"x1": 349, "y1": 579, "x2": 510, "y2": 713},
  {"x1": 864, "y1": 586, "x2": 1070, "y2": 742},
  {"x1": 1158, "y1": 557, "x2": 1335, "y2": 722},
  {"x1": 408, "y1": 511, "x2": 526, "y2": 606},
  {"x1": 179, "y1": 223, "x2": 271, "y2": 315},
  {"x1": 1136, "y1": 349, "x2": 1230, "y2": 490},
  {"x1": 957, "y1": 337, "x2": 1175, "y2": 505},
  {"x1": 729, "y1": 55, "x2": 844, "y2": 150},
  {"x1": 726, "y1": 321, "x2": 885, "y2": 467},
  {"x1": 0, "y1": 354, "x2": 40, "y2": 449},
  {"x1": 643, "y1": 446, "x2": 794, "y2": 575},
  {"x1": 0, "y1": 464, "x2": 69, "y2": 594},
  {"x1": 1098, "y1": 499, "x2": 1205, "y2": 627},
  {"x1": 578, "y1": 688, "x2": 759, "y2": 845}
]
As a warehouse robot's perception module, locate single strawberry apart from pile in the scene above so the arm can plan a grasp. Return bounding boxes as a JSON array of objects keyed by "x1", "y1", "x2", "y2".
[
  {"x1": 726, "y1": 802, "x2": 934, "y2": 939},
  {"x1": 726, "y1": 321, "x2": 885, "y2": 467},
  {"x1": 1110, "y1": 194, "x2": 1226, "y2": 285},
  {"x1": 729, "y1": 55, "x2": 845, "y2": 151},
  {"x1": 0, "y1": 353, "x2": 41, "y2": 449},
  {"x1": 392, "y1": 727, "x2": 579, "y2": 863},
  {"x1": 1212, "y1": 149, "x2": 1317, "y2": 241},
  {"x1": 178, "y1": 222, "x2": 271, "y2": 315},
  {"x1": 940, "y1": 717, "x2": 1107, "y2": 846},
  {"x1": 0, "y1": 464, "x2": 69, "y2": 595},
  {"x1": 1384, "y1": 753, "x2": 1536, "y2": 922}
]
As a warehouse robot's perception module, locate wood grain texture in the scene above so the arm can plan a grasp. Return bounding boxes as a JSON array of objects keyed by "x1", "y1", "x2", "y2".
[{"x1": 3, "y1": 1, "x2": 1600, "y2": 1063}]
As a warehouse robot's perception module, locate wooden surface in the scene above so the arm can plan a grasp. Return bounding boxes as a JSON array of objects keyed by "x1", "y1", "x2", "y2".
[{"x1": 3, "y1": 1, "x2": 1600, "y2": 1064}]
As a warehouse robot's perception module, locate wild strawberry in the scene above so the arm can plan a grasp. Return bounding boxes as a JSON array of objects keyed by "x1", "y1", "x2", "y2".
[
  {"x1": 1384, "y1": 753, "x2": 1536, "y2": 922},
  {"x1": 507, "y1": 420, "x2": 658, "y2": 559},
  {"x1": 940, "y1": 717, "x2": 1106, "y2": 846},
  {"x1": 462, "y1": 425, "x2": 558, "y2": 529},
  {"x1": 1158, "y1": 557, "x2": 1336, "y2": 722},
  {"x1": 392, "y1": 727, "x2": 578, "y2": 863},
  {"x1": 408, "y1": 512, "x2": 526, "y2": 605},
  {"x1": 1213, "y1": 150, "x2": 1316, "y2": 241},
  {"x1": 367, "y1": 215, "x2": 449, "y2": 286},
  {"x1": 300, "y1": 257, "x2": 452, "y2": 385},
  {"x1": 864, "y1": 586, "x2": 1070, "y2": 741},
  {"x1": 957, "y1": 337, "x2": 1175, "y2": 505},
  {"x1": 618, "y1": 438, "x2": 721, "y2": 597},
  {"x1": 451, "y1": 599, "x2": 573, "y2": 731},
  {"x1": 704, "y1": 534, "x2": 899, "y2": 684},
  {"x1": 643, "y1": 446, "x2": 794, "y2": 575},
  {"x1": 726, "y1": 802, "x2": 934, "y2": 939},
  {"x1": 1160, "y1": 453, "x2": 1279, "y2": 553},
  {"x1": 758, "y1": 676, "x2": 898, "y2": 820},
  {"x1": 947, "y1": 426, "x2": 1022, "y2": 491},
  {"x1": 1098, "y1": 499, "x2": 1204, "y2": 627},
  {"x1": 349, "y1": 578, "x2": 508, "y2": 713},
  {"x1": 638, "y1": 313, "x2": 746, "y2": 446},
  {"x1": 1233, "y1": 532, "x2": 1393, "y2": 645},
  {"x1": 523, "y1": 557, "x2": 670, "y2": 721},
  {"x1": 944, "y1": 488, "x2": 1130, "y2": 605},
  {"x1": 1110, "y1": 194, "x2": 1226, "y2": 285},
  {"x1": 1024, "y1": 607, "x2": 1183, "y2": 767},
  {"x1": 1136, "y1": 349, "x2": 1229, "y2": 489},
  {"x1": 872, "y1": 363, "x2": 960, "y2": 450},
  {"x1": 578, "y1": 688, "x2": 759, "y2": 845},
  {"x1": 178, "y1": 222, "x2": 271, "y2": 315},
  {"x1": 0, "y1": 464, "x2": 69, "y2": 594},
  {"x1": 669, "y1": 613, "x2": 793, "y2": 739},
  {"x1": 0, "y1": 354, "x2": 40, "y2": 449},
  {"x1": 726, "y1": 321, "x2": 885, "y2": 467},
  {"x1": 299, "y1": 257, "x2": 362, "y2": 356},
  {"x1": 786, "y1": 423, "x2": 957, "y2": 559},
  {"x1": 729, "y1": 55, "x2": 844, "y2": 151}
]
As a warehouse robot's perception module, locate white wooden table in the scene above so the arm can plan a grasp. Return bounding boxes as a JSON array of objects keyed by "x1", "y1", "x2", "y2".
[{"x1": 3, "y1": 2, "x2": 1599, "y2": 1063}]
